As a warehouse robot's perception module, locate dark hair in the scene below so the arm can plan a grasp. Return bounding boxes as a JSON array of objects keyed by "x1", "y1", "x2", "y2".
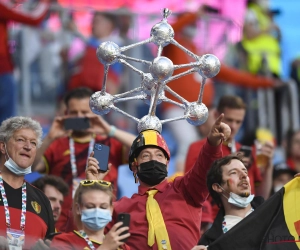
[
  {"x1": 93, "y1": 11, "x2": 117, "y2": 27},
  {"x1": 32, "y1": 175, "x2": 69, "y2": 197},
  {"x1": 63, "y1": 87, "x2": 94, "y2": 107},
  {"x1": 207, "y1": 154, "x2": 244, "y2": 208},
  {"x1": 216, "y1": 95, "x2": 246, "y2": 114}
]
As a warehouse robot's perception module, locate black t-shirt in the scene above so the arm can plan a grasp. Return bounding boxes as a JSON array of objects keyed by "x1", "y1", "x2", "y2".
[{"x1": 0, "y1": 180, "x2": 55, "y2": 249}]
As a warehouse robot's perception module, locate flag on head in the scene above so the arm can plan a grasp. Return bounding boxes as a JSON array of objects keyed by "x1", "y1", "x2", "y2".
[{"x1": 207, "y1": 177, "x2": 300, "y2": 250}]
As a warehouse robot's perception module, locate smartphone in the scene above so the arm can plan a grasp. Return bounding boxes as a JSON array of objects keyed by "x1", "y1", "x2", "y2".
[
  {"x1": 239, "y1": 145, "x2": 253, "y2": 158},
  {"x1": 63, "y1": 117, "x2": 90, "y2": 131},
  {"x1": 93, "y1": 143, "x2": 110, "y2": 172},
  {"x1": 117, "y1": 213, "x2": 130, "y2": 242}
]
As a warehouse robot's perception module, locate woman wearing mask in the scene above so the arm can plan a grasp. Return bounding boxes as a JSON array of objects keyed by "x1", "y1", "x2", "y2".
[{"x1": 50, "y1": 180, "x2": 130, "y2": 250}]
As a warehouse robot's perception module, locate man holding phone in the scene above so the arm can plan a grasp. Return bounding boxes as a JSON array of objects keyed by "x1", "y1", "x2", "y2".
[
  {"x1": 185, "y1": 95, "x2": 274, "y2": 214},
  {"x1": 33, "y1": 87, "x2": 135, "y2": 232},
  {"x1": 86, "y1": 114, "x2": 231, "y2": 250}
]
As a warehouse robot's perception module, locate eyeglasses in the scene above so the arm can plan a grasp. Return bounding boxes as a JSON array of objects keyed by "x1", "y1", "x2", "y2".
[{"x1": 80, "y1": 180, "x2": 111, "y2": 187}]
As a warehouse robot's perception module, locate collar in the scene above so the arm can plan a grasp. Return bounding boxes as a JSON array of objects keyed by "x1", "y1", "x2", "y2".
[
  {"x1": 73, "y1": 230, "x2": 102, "y2": 245},
  {"x1": 70, "y1": 134, "x2": 96, "y2": 143},
  {"x1": 138, "y1": 179, "x2": 168, "y2": 195}
]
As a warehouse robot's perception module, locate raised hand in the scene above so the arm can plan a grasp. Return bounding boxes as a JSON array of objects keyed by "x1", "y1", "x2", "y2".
[
  {"x1": 86, "y1": 152, "x2": 111, "y2": 180},
  {"x1": 47, "y1": 116, "x2": 70, "y2": 140},
  {"x1": 86, "y1": 114, "x2": 111, "y2": 136},
  {"x1": 207, "y1": 113, "x2": 231, "y2": 147}
]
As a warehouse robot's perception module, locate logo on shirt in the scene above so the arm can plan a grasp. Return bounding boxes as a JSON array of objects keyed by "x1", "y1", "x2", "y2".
[
  {"x1": 63, "y1": 150, "x2": 70, "y2": 156},
  {"x1": 31, "y1": 201, "x2": 41, "y2": 214}
]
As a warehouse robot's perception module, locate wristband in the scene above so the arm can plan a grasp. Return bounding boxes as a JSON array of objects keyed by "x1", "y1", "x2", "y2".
[{"x1": 108, "y1": 125, "x2": 116, "y2": 137}]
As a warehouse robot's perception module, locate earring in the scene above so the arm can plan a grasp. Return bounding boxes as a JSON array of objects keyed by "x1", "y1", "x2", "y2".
[{"x1": 133, "y1": 173, "x2": 138, "y2": 184}]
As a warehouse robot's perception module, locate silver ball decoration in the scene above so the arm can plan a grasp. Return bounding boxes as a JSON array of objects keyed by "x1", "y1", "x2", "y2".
[
  {"x1": 141, "y1": 73, "x2": 156, "y2": 95},
  {"x1": 197, "y1": 54, "x2": 221, "y2": 78},
  {"x1": 149, "y1": 56, "x2": 174, "y2": 81},
  {"x1": 150, "y1": 20, "x2": 174, "y2": 47},
  {"x1": 89, "y1": 91, "x2": 114, "y2": 115},
  {"x1": 96, "y1": 41, "x2": 120, "y2": 65},
  {"x1": 137, "y1": 115, "x2": 162, "y2": 133},
  {"x1": 185, "y1": 102, "x2": 208, "y2": 126}
]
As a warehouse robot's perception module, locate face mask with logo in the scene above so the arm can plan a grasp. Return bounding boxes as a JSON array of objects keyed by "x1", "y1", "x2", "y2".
[
  {"x1": 218, "y1": 184, "x2": 254, "y2": 208},
  {"x1": 4, "y1": 144, "x2": 31, "y2": 176},
  {"x1": 81, "y1": 208, "x2": 112, "y2": 231},
  {"x1": 137, "y1": 160, "x2": 168, "y2": 186}
]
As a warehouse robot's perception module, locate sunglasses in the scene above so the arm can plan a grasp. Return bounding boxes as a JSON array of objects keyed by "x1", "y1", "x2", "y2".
[{"x1": 80, "y1": 180, "x2": 111, "y2": 187}]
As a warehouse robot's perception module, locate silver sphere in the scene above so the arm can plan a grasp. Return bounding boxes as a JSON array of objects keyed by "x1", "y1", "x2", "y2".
[
  {"x1": 141, "y1": 73, "x2": 156, "y2": 95},
  {"x1": 138, "y1": 115, "x2": 162, "y2": 133},
  {"x1": 197, "y1": 54, "x2": 221, "y2": 78},
  {"x1": 150, "y1": 56, "x2": 174, "y2": 81},
  {"x1": 185, "y1": 102, "x2": 209, "y2": 126},
  {"x1": 89, "y1": 91, "x2": 114, "y2": 115},
  {"x1": 150, "y1": 20, "x2": 174, "y2": 47},
  {"x1": 96, "y1": 41, "x2": 120, "y2": 65}
]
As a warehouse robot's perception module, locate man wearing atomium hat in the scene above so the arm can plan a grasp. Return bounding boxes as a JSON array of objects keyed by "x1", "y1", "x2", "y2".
[{"x1": 86, "y1": 8, "x2": 230, "y2": 250}]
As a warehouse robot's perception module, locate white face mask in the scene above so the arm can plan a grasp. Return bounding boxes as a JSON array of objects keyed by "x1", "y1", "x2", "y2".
[
  {"x1": 218, "y1": 184, "x2": 254, "y2": 208},
  {"x1": 228, "y1": 192, "x2": 254, "y2": 208},
  {"x1": 4, "y1": 144, "x2": 31, "y2": 176}
]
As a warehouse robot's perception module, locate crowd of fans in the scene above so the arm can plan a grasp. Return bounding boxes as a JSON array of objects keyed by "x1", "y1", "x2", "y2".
[{"x1": 1, "y1": 0, "x2": 300, "y2": 249}]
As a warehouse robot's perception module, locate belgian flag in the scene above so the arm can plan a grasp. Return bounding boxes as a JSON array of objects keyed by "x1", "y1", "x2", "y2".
[{"x1": 207, "y1": 178, "x2": 300, "y2": 250}]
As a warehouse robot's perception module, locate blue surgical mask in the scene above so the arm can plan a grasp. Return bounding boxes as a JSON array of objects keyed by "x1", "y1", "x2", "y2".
[
  {"x1": 218, "y1": 184, "x2": 254, "y2": 208},
  {"x1": 4, "y1": 144, "x2": 31, "y2": 176},
  {"x1": 81, "y1": 208, "x2": 112, "y2": 231},
  {"x1": 228, "y1": 192, "x2": 254, "y2": 208}
]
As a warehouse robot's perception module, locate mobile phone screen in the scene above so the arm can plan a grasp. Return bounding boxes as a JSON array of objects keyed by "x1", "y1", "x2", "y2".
[
  {"x1": 117, "y1": 213, "x2": 130, "y2": 242},
  {"x1": 63, "y1": 117, "x2": 90, "y2": 131},
  {"x1": 93, "y1": 143, "x2": 110, "y2": 172},
  {"x1": 239, "y1": 145, "x2": 252, "y2": 158}
]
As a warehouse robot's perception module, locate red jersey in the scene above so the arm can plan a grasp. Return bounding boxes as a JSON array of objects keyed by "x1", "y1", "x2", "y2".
[
  {"x1": 185, "y1": 139, "x2": 262, "y2": 219},
  {"x1": 43, "y1": 135, "x2": 126, "y2": 232},
  {"x1": 0, "y1": 2, "x2": 49, "y2": 74},
  {"x1": 0, "y1": 180, "x2": 55, "y2": 249},
  {"x1": 107, "y1": 139, "x2": 223, "y2": 250},
  {"x1": 51, "y1": 230, "x2": 130, "y2": 250}
]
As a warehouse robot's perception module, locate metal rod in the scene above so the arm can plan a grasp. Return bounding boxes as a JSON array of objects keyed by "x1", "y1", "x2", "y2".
[
  {"x1": 114, "y1": 87, "x2": 143, "y2": 99},
  {"x1": 114, "y1": 95, "x2": 146, "y2": 103},
  {"x1": 197, "y1": 78, "x2": 206, "y2": 104},
  {"x1": 101, "y1": 65, "x2": 109, "y2": 94},
  {"x1": 119, "y1": 54, "x2": 152, "y2": 66},
  {"x1": 173, "y1": 62, "x2": 199, "y2": 70},
  {"x1": 119, "y1": 59, "x2": 145, "y2": 76},
  {"x1": 120, "y1": 38, "x2": 152, "y2": 52},
  {"x1": 165, "y1": 68, "x2": 196, "y2": 83},
  {"x1": 149, "y1": 82, "x2": 163, "y2": 116},
  {"x1": 111, "y1": 106, "x2": 140, "y2": 122},
  {"x1": 171, "y1": 38, "x2": 199, "y2": 60},
  {"x1": 157, "y1": 45, "x2": 163, "y2": 57},
  {"x1": 161, "y1": 116, "x2": 186, "y2": 124},
  {"x1": 164, "y1": 85, "x2": 189, "y2": 105}
]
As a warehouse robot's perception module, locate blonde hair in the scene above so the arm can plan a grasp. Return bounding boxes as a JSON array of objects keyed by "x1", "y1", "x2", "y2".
[{"x1": 72, "y1": 181, "x2": 114, "y2": 229}]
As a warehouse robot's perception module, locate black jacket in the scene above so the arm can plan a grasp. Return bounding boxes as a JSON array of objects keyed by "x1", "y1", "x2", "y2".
[{"x1": 198, "y1": 196, "x2": 265, "y2": 246}]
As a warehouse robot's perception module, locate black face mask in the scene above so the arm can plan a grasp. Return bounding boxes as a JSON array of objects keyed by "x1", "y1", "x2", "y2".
[{"x1": 137, "y1": 160, "x2": 168, "y2": 186}]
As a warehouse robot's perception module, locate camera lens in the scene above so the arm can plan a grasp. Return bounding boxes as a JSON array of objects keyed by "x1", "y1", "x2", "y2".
[{"x1": 95, "y1": 144, "x2": 102, "y2": 150}]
